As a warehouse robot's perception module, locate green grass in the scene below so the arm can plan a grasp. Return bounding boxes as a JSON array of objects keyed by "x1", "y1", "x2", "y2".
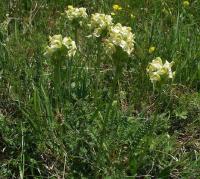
[{"x1": 0, "y1": 0, "x2": 200, "y2": 178}]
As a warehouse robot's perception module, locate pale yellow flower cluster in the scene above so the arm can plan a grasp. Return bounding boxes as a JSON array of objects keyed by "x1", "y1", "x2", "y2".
[
  {"x1": 90, "y1": 13, "x2": 113, "y2": 37},
  {"x1": 64, "y1": 6, "x2": 135, "y2": 56},
  {"x1": 146, "y1": 57, "x2": 175, "y2": 83},
  {"x1": 44, "y1": 35, "x2": 63, "y2": 56},
  {"x1": 45, "y1": 6, "x2": 135, "y2": 59},
  {"x1": 44, "y1": 34, "x2": 77, "y2": 57},
  {"x1": 65, "y1": 5, "x2": 88, "y2": 21},
  {"x1": 104, "y1": 23, "x2": 135, "y2": 55},
  {"x1": 62, "y1": 36, "x2": 77, "y2": 57}
]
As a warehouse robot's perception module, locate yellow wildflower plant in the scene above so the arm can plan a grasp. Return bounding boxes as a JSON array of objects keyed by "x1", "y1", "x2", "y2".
[
  {"x1": 65, "y1": 5, "x2": 88, "y2": 21},
  {"x1": 104, "y1": 23, "x2": 135, "y2": 55},
  {"x1": 183, "y1": 1, "x2": 190, "y2": 7},
  {"x1": 112, "y1": 4, "x2": 122, "y2": 11},
  {"x1": 90, "y1": 13, "x2": 113, "y2": 37},
  {"x1": 148, "y1": 46, "x2": 156, "y2": 54},
  {"x1": 146, "y1": 57, "x2": 175, "y2": 83},
  {"x1": 44, "y1": 34, "x2": 77, "y2": 57}
]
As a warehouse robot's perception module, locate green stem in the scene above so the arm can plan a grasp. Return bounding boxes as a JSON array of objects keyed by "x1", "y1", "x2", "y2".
[
  {"x1": 67, "y1": 58, "x2": 72, "y2": 98},
  {"x1": 94, "y1": 45, "x2": 101, "y2": 98},
  {"x1": 111, "y1": 64, "x2": 122, "y2": 100},
  {"x1": 54, "y1": 58, "x2": 62, "y2": 105}
]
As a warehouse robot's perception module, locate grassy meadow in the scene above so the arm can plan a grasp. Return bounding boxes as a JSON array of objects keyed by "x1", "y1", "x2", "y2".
[{"x1": 0, "y1": 0, "x2": 200, "y2": 178}]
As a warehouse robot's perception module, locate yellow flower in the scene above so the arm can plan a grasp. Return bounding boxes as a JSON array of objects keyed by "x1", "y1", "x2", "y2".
[
  {"x1": 112, "y1": 4, "x2": 122, "y2": 11},
  {"x1": 183, "y1": 1, "x2": 190, "y2": 7},
  {"x1": 148, "y1": 46, "x2": 156, "y2": 54}
]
